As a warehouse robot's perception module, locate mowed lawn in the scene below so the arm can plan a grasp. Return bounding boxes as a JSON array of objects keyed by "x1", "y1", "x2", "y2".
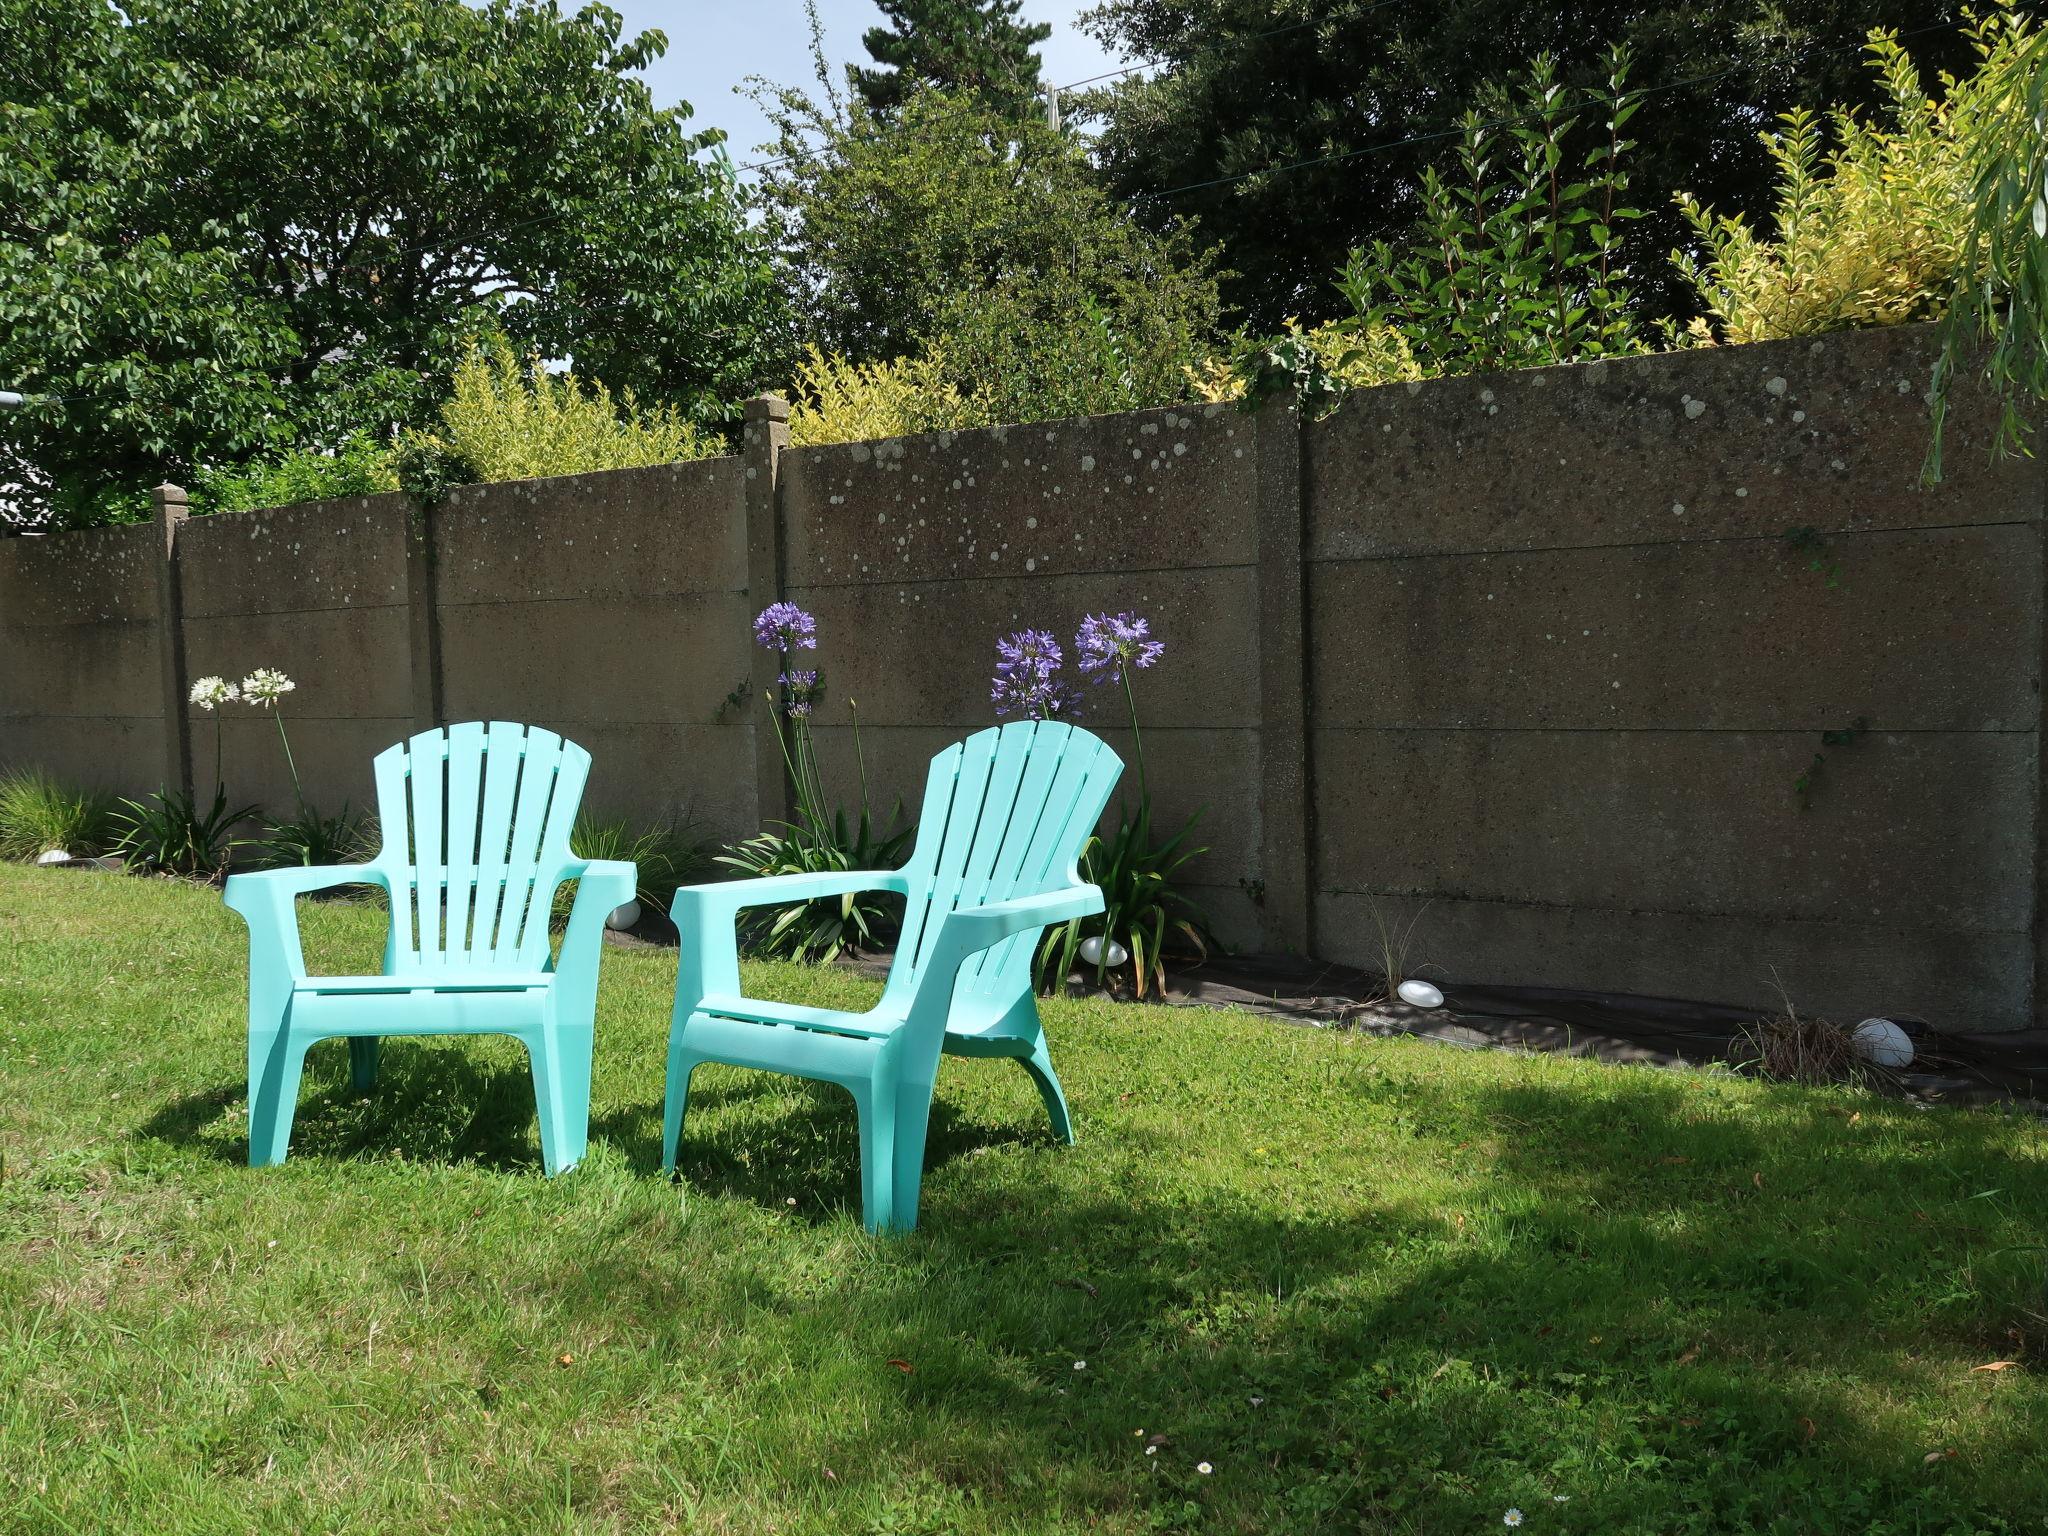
[{"x1": 0, "y1": 863, "x2": 2043, "y2": 1535}]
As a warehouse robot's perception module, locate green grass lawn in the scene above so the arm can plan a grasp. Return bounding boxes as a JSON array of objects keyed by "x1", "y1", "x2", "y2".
[{"x1": 1, "y1": 863, "x2": 2044, "y2": 1534}]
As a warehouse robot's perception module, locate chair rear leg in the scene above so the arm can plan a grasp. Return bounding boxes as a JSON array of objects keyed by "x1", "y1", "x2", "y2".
[
  {"x1": 347, "y1": 1037, "x2": 382, "y2": 1095},
  {"x1": 851, "y1": 1081, "x2": 896, "y2": 1234},
  {"x1": 1018, "y1": 1039, "x2": 1075, "y2": 1145},
  {"x1": 527, "y1": 1021, "x2": 593, "y2": 1177},
  {"x1": 248, "y1": 1028, "x2": 311, "y2": 1168}
]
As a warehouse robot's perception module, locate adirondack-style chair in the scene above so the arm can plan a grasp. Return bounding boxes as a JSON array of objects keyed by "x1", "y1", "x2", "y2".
[
  {"x1": 223, "y1": 721, "x2": 634, "y2": 1175},
  {"x1": 662, "y1": 719, "x2": 1123, "y2": 1232}
]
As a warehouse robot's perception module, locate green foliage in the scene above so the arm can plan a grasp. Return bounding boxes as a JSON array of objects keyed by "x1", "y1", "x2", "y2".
[
  {"x1": 399, "y1": 337, "x2": 723, "y2": 489},
  {"x1": 1186, "y1": 319, "x2": 1422, "y2": 417},
  {"x1": 1930, "y1": 7, "x2": 2048, "y2": 478},
  {"x1": 0, "y1": 767, "x2": 117, "y2": 859},
  {"x1": 556, "y1": 811, "x2": 715, "y2": 922},
  {"x1": 1677, "y1": 19, "x2": 2017, "y2": 346},
  {"x1": 1338, "y1": 49, "x2": 1649, "y2": 378},
  {"x1": 786, "y1": 345, "x2": 974, "y2": 447},
  {"x1": 258, "y1": 804, "x2": 371, "y2": 869},
  {"x1": 0, "y1": 0, "x2": 782, "y2": 527},
  {"x1": 853, "y1": 0, "x2": 1050, "y2": 118},
  {"x1": 755, "y1": 87, "x2": 1223, "y2": 423},
  {"x1": 191, "y1": 435, "x2": 399, "y2": 517},
  {"x1": 111, "y1": 785, "x2": 254, "y2": 879},
  {"x1": 1079, "y1": 0, "x2": 1994, "y2": 334},
  {"x1": 1038, "y1": 799, "x2": 1211, "y2": 999},
  {"x1": 717, "y1": 806, "x2": 915, "y2": 963}
]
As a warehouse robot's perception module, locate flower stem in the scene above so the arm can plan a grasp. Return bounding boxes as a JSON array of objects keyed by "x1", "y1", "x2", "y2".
[
  {"x1": 1121, "y1": 672, "x2": 1149, "y2": 805},
  {"x1": 274, "y1": 710, "x2": 304, "y2": 813}
]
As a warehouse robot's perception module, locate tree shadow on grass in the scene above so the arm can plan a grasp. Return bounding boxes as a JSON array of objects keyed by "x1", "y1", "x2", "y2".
[
  {"x1": 139, "y1": 1036, "x2": 553, "y2": 1174},
  {"x1": 528, "y1": 1064, "x2": 2048, "y2": 1533}
]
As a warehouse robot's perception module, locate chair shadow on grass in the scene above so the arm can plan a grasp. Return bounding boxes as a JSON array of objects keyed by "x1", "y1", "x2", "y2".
[
  {"x1": 139, "y1": 1036, "x2": 560, "y2": 1174},
  {"x1": 594, "y1": 1065, "x2": 1060, "y2": 1223}
]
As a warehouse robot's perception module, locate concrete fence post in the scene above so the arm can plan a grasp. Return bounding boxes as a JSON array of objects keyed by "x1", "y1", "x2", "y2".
[
  {"x1": 150, "y1": 482, "x2": 193, "y2": 800},
  {"x1": 1252, "y1": 392, "x2": 1314, "y2": 955},
  {"x1": 405, "y1": 501, "x2": 443, "y2": 734},
  {"x1": 743, "y1": 393, "x2": 792, "y2": 830}
]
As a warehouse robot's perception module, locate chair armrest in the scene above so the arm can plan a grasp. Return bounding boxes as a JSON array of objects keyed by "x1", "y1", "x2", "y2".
[
  {"x1": 888, "y1": 885, "x2": 1106, "y2": 1069},
  {"x1": 669, "y1": 868, "x2": 910, "y2": 926},
  {"x1": 553, "y1": 859, "x2": 637, "y2": 995},
  {"x1": 934, "y1": 887, "x2": 1105, "y2": 957},
  {"x1": 668, "y1": 868, "x2": 912, "y2": 1019},
  {"x1": 223, "y1": 864, "x2": 390, "y2": 981}
]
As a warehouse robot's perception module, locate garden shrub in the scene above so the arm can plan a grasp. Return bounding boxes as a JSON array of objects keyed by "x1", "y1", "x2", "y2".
[
  {"x1": 1339, "y1": 47, "x2": 1650, "y2": 377},
  {"x1": 400, "y1": 336, "x2": 722, "y2": 487},
  {"x1": 1674, "y1": 20, "x2": 2018, "y2": 343},
  {"x1": 191, "y1": 433, "x2": 399, "y2": 515},
  {"x1": 1186, "y1": 319, "x2": 1423, "y2": 407},
  {"x1": 786, "y1": 346, "x2": 975, "y2": 447}
]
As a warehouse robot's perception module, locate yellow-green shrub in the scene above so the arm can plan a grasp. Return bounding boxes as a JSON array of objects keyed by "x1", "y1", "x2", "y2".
[
  {"x1": 1675, "y1": 15, "x2": 2028, "y2": 343},
  {"x1": 1185, "y1": 319, "x2": 1423, "y2": 404},
  {"x1": 785, "y1": 345, "x2": 979, "y2": 447},
  {"x1": 405, "y1": 337, "x2": 719, "y2": 483}
]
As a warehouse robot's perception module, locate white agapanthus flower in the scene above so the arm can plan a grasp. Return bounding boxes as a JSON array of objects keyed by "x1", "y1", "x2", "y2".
[
  {"x1": 188, "y1": 676, "x2": 239, "y2": 710},
  {"x1": 241, "y1": 668, "x2": 296, "y2": 707}
]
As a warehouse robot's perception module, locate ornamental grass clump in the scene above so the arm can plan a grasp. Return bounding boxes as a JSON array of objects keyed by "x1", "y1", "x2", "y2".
[
  {"x1": 0, "y1": 767, "x2": 117, "y2": 861},
  {"x1": 991, "y1": 611, "x2": 1214, "y2": 1000},
  {"x1": 718, "y1": 603, "x2": 910, "y2": 961}
]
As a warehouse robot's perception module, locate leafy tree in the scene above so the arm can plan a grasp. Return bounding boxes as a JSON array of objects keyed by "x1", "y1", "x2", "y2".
[
  {"x1": 0, "y1": 0, "x2": 785, "y2": 527},
  {"x1": 755, "y1": 87, "x2": 1223, "y2": 422},
  {"x1": 1078, "y1": 0, "x2": 1992, "y2": 331},
  {"x1": 852, "y1": 0, "x2": 1052, "y2": 118}
]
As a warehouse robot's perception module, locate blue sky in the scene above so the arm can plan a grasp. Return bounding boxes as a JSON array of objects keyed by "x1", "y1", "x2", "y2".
[{"x1": 606, "y1": 2, "x2": 1126, "y2": 168}]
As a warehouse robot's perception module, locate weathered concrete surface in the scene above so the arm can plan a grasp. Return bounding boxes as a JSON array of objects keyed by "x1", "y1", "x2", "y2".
[
  {"x1": 435, "y1": 459, "x2": 747, "y2": 604},
  {"x1": 176, "y1": 494, "x2": 411, "y2": 617},
  {"x1": 783, "y1": 403, "x2": 1257, "y2": 586},
  {"x1": 432, "y1": 458, "x2": 758, "y2": 842},
  {"x1": 0, "y1": 524, "x2": 163, "y2": 790},
  {"x1": 1312, "y1": 524, "x2": 2039, "y2": 732},
  {"x1": 1309, "y1": 325, "x2": 2040, "y2": 559},
  {"x1": 1307, "y1": 322, "x2": 2046, "y2": 1030}
]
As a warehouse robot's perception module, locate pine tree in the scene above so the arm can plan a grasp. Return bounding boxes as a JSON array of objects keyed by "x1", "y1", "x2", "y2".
[{"x1": 852, "y1": 0, "x2": 1050, "y2": 118}]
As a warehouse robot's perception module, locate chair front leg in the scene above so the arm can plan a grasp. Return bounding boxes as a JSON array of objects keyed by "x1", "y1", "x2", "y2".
[
  {"x1": 527, "y1": 1007, "x2": 594, "y2": 1177},
  {"x1": 247, "y1": 1012, "x2": 309, "y2": 1168}
]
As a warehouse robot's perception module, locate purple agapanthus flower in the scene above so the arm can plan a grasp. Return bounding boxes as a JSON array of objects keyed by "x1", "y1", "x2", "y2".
[
  {"x1": 1074, "y1": 611, "x2": 1165, "y2": 684},
  {"x1": 753, "y1": 602, "x2": 818, "y2": 653},
  {"x1": 779, "y1": 668, "x2": 821, "y2": 718},
  {"x1": 991, "y1": 629, "x2": 1083, "y2": 720}
]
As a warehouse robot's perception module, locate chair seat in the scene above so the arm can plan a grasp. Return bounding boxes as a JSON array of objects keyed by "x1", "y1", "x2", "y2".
[
  {"x1": 696, "y1": 991, "x2": 904, "y2": 1038},
  {"x1": 295, "y1": 971, "x2": 555, "y2": 994}
]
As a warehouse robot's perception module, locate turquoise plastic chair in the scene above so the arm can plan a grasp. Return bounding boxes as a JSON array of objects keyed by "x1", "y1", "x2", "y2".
[
  {"x1": 223, "y1": 721, "x2": 634, "y2": 1175},
  {"x1": 663, "y1": 719, "x2": 1123, "y2": 1232}
]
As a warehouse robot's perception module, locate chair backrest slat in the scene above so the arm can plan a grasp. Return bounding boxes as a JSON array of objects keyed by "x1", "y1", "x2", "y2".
[
  {"x1": 883, "y1": 721, "x2": 1123, "y2": 1018},
  {"x1": 371, "y1": 722, "x2": 591, "y2": 973}
]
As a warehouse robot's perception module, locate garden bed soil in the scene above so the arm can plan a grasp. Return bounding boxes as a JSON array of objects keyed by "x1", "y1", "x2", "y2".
[{"x1": 602, "y1": 920, "x2": 2047, "y2": 1112}]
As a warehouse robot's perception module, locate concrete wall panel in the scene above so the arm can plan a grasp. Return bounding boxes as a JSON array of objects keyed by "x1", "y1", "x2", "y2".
[
  {"x1": 1309, "y1": 326, "x2": 2043, "y2": 561},
  {"x1": 1312, "y1": 524, "x2": 2038, "y2": 733},
  {"x1": 178, "y1": 495, "x2": 411, "y2": 618},
  {"x1": 435, "y1": 459, "x2": 747, "y2": 605},
  {"x1": 1313, "y1": 726, "x2": 2031, "y2": 931},
  {"x1": 783, "y1": 404, "x2": 1256, "y2": 588}
]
